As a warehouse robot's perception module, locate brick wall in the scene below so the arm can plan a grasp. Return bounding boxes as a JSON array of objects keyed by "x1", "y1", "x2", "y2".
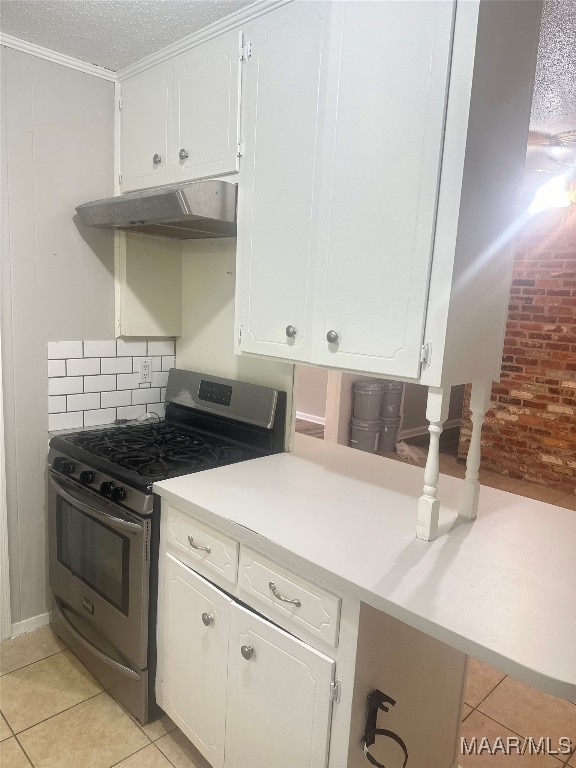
[{"x1": 459, "y1": 205, "x2": 576, "y2": 493}]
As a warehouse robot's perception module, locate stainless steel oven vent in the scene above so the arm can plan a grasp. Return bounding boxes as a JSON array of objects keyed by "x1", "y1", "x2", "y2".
[{"x1": 76, "y1": 179, "x2": 237, "y2": 239}]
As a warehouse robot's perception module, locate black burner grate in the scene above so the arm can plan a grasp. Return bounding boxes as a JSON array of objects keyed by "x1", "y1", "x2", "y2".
[{"x1": 64, "y1": 423, "x2": 245, "y2": 479}]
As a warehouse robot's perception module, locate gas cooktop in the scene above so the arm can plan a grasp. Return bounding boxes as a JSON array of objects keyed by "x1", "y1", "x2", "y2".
[
  {"x1": 48, "y1": 369, "x2": 287, "y2": 511},
  {"x1": 62, "y1": 422, "x2": 251, "y2": 478}
]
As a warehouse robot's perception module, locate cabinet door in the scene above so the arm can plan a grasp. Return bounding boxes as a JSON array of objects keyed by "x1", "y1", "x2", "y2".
[
  {"x1": 120, "y1": 64, "x2": 173, "y2": 192},
  {"x1": 311, "y1": 1, "x2": 455, "y2": 377},
  {"x1": 163, "y1": 554, "x2": 231, "y2": 768},
  {"x1": 173, "y1": 30, "x2": 242, "y2": 181},
  {"x1": 225, "y1": 601, "x2": 335, "y2": 768},
  {"x1": 236, "y1": 3, "x2": 331, "y2": 361}
]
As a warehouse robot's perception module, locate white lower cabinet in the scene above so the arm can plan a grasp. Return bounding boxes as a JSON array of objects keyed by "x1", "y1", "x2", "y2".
[
  {"x1": 164, "y1": 554, "x2": 231, "y2": 768},
  {"x1": 162, "y1": 554, "x2": 335, "y2": 768}
]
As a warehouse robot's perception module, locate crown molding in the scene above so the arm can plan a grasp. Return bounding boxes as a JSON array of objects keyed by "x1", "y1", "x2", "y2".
[
  {"x1": 0, "y1": 34, "x2": 117, "y2": 81},
  {"x1": 117, "y1": 0, "x2": 291, "y2": 80}
]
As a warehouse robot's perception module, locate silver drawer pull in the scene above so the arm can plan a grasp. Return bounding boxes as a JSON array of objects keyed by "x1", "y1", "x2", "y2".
[
  {"x1": 187, "y1": 535, "x2": 211, "y2": 553},
  {"x1": 201, "y1": 612, "x2": 214, "y2": 626},
  {"x1": 269, "y1": 581, "x2": 301, "y2": 607}
]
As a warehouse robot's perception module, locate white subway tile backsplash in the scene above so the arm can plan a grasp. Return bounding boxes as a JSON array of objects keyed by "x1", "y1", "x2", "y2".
[
  {"x1": 49, "y1": 377, "x2": 84, "y2": 396},
  {"x1": 148, "y1": 340, "x2": 175, "y2": 356},
  {"x1": 84, "y1": 340, "x2": 117, "y2": 358},
  {"x1": 48, "y1": 339, "x2": 173, "y2": 429},
  {"x1": 147, "y1": 403, "x2": 166, "y2": 418},
  {"x1": 132, "y1": 388, "x2": 160, "y2": 405},
  {"x1": 84, "y1": 408, "x2": 116, "y2": 427},
  {"x1": 48, "y1": 360, "x2": 66, "y2": 377},
  {"x1": 102, "y1": 357, "x2": 132, "y2": 374},
  {"x1": 117, "y1": 405, "x2": 146, "y2": 421},
  {"x1": 48, "y1": 341, "x2": 83, "y2": 359},
  {"x1": 117, "y1": 339, "x2": 147, "y2": 356},
  {"x1": 117, "y1": 373, "x2": 139, "y2": 390},
  {"x1": 49, "y1": 396, "x2": 67, "y2": 414},
  {"x1": 101, "y1": 390, "x2": 131, "y2": 408},
  {"x1": 83, "y1": 374, "x2": 117, "y2": 393},
  {"x1": 67, "y1": 393, "x2": 100, "y2": 412},
  {"x1": 49, "y1": 411, "x2": 83, "y2": 431},
  {"x1": 67, "y1": 358, "x2": 101, "y2": 376},
  {"x1": 152, "y1": 371, "x2": 169, "y2": 388}
]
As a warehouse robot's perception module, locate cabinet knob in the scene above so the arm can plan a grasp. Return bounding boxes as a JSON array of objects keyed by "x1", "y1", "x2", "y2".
[
  {"x1": 152, "y1": 153, "x2": 162, "y2": 165},
  {"x1": 179, "y1": 148, "x2": 189, "y2": 161},
  {"x1": 326, "y1": 330, "x2": 339, "y2": 344},
  {"x1": 285, "y1": 325, "x2": 297, "y2": 339},
  {"x1": 240, "y1": 645, "x2": 254, "y2": 660},
  {"x1": 201, "y1": 612, "x2": 214, "y2": 626}
]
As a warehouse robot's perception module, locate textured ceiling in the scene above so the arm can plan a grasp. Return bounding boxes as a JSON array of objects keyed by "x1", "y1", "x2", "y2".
[{"x1": 0, "y1": 0, "x2": 255, "y2": 71}]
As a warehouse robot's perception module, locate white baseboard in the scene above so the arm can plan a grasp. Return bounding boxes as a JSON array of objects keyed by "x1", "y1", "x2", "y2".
[
  {"x1": 398, "y1": 418, "x2": 461, "y2": 441},
  {"x1": 295, "y1": 411, "x2": 326, "y2": 426},
  {"x1": 11, "y1": 611, "x2": 51, "y2": 638}
]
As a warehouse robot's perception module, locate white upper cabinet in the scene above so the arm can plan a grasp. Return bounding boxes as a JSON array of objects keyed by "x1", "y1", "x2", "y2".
[
  {"x1": 173, "y1": 30, "x2": 242, "y2": 181},
  {"x1": 236, "y1": 2, "x2": 331, "y2": 361},
  {"x1": 120, "y1": 64, "x2": 173, "y2": 191},
  {"x1": 120, "y1": 29, "x2": 243, "y2": 192},
  {"x1": 235, "y1": 0, "x2": 541, "y2": 388},
  {"x1": 237, "y1": 0, "x2": 454, "y2": 376},
  {"x1": 310, "y1": 1, "x2": 454, "y2": 378}
]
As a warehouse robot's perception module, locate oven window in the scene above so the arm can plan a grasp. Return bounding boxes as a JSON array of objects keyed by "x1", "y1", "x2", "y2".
[{"x1": 57, "y1": 501, "x2": 130, "y2": 615}]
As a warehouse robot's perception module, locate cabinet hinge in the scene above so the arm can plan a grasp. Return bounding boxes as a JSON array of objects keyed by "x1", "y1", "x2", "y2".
[
  {"x1": 118, "y1": 97, "x2": 123, "y2": 111},
  {"x1": 420, "y1": 342, "x2": 431, "y2": 367},
  {"x1": 237, "y1": 326, "x2": 242, "y2": 345},
  {"x1": 330, "y1": 679, "x2": 341, "y2": 703},
  {"x1": 236, "y1": 140, "x2": 244, "y2": 158},
  {"x1": 240, "y1": 41, "x2": 252, "y2": 62},
  {"x1": 118, "y1": 172, "x2": 123, "y2": 186}
]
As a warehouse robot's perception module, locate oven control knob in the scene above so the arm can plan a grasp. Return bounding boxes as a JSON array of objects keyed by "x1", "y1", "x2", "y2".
[
  {"x1": 111, "y1": 486, "x2": 126, "y2": 502},
  {"x1": 52, "y1": 456, "x2": 64, "y2": 472},
  {"x1": 60, "y1": 461, "x2": 75, "y2": 476},
  {"x1": 100, "y1": 481, "x2": 114, "y2": 498},
  {"x1": 79, "y1": 471, "x2": 95, "y2": 486}
]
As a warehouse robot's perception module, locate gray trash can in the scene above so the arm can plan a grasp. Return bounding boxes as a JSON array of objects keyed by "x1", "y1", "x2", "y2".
[
  {"x1": 381, "y1": 381, "x2": 404, "y2": 418},
  {"x1": 350, "y1": 417, "x2": 381, "y2": 453},
  {"x1": 378, "y1": 417, "x2": 401, "y2": 452},
  {"x1": 352, "y1": 380, "x2": 387, "y2": 421}
]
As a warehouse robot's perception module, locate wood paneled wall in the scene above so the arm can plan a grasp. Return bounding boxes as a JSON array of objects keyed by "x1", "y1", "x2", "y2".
[{"x1": 0, "y1": 48, "x2": 115, "y2": 626}]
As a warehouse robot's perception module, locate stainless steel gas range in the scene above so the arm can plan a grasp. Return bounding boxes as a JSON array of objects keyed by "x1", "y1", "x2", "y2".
[{"x1": 48, "y1": 369, "x2": 286, "y2": 722}]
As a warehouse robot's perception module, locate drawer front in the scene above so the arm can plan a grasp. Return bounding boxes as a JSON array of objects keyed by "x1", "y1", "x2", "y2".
[
  {"x1": 166, "y1": 503, "x2": 239, "y2": 585},
  {"x1": 239, "y1": 547, "x2": 341, "y2": 647}
]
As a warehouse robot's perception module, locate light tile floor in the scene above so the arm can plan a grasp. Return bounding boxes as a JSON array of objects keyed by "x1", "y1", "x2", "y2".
[{"x1": 1, "y1": 428, "x2": 574, "y2": 767}]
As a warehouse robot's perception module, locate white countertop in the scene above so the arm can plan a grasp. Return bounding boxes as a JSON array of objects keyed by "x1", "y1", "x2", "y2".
[{"x1": 154, "y1": 434, "x2": 576, "y2": 703}]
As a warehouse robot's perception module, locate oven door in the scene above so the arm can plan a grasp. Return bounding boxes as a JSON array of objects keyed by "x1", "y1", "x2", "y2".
[{"x1": 48, "y1": 471, "x2": 150, "y2": 669}]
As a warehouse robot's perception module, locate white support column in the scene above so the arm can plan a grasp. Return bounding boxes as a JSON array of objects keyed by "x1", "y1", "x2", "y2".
[
  {"x1": 417, "y1": 387, "x2": 450, "y2": 541},
  {"x1": 459, "y1": 381, "x2": 491, "y2": 520}
]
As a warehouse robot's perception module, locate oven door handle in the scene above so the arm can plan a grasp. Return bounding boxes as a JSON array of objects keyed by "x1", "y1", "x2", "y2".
[
  {"x1": 49, "y1": 473, "x2": 143, "y2": 534},
  {"x1": 53, "y1": 596, "x2": 143, "y2": 682}
]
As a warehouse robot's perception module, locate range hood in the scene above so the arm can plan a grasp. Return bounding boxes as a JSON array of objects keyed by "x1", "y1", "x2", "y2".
[{"x1": 76, "y1": 179, "x2": 237, "y2": 240}]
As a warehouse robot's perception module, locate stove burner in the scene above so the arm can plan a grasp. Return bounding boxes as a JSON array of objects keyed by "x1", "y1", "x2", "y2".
[{"x1": 65, "y1": 422, "x2": 246, "y2": 480}]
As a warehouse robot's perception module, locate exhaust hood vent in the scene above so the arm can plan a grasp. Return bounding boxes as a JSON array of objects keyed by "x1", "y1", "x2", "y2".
[{"x1": 76, "y1": 179, "x2": 237, "y2": 240}]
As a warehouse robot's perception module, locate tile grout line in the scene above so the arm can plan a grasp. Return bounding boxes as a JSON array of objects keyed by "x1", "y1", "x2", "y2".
[
  {"x1": 9, "y1": 690, "x2": 105, "y2": 739},
  {"x1": 0, "y1": 646, "x2": 67, "y2": 679},
  {"x1": 13, "y1": 732, "x2": 35, "y2": 767}
]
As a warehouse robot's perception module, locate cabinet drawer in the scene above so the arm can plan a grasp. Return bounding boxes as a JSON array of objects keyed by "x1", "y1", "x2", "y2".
[
  {"x1": 165, "y1": 503, "x2": 239, "y2": 585},
  {"x1": 239, "y1": 548, "x2": 340, "y2": 647}
]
